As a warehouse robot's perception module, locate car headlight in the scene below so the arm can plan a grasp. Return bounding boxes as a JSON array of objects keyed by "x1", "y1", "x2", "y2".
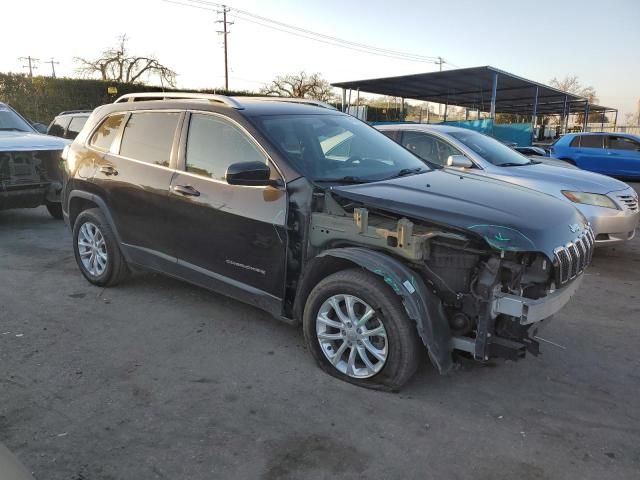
[{"x1": 561, "y1": 191, "x2": 618, "y2": 209}]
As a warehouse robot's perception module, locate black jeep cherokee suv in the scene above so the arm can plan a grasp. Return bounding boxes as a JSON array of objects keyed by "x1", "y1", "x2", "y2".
[{"x1": 62, "y1": 93, "x2": 593, "y2": 390}]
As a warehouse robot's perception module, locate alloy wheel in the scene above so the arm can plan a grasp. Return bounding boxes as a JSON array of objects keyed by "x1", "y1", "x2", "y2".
[
  {"x1": 77, "y1": 221, "x2": 108, "y2": 277},
  {"x1": 316, "y1": 294, "x2": 388, "y2": 378}
]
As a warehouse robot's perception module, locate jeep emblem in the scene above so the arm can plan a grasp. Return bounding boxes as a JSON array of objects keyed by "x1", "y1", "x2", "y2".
[{"x1": 569, "y1": 223, "x2": 581, "y2": 233}]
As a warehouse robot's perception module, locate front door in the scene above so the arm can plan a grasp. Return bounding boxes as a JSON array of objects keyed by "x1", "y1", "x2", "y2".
[
  {"x1": 605, "y1": 135, "x2": 640, "y2": 177},
  {"x1": 574, "y1": 134, "x2": 606, "y2": 173},
  {"x1": 168, "y1": 112, "x2": 288, "y2": 301}
]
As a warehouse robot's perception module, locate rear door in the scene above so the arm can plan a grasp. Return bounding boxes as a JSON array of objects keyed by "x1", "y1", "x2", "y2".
[
  {"x1": 168, "y1": 111, "x2": 288, "y2": 301},
  {"x1": 92, "y1": 110, "x2": 183, "y2": 262},
  {"x1": 605, "y1": 135, "x2": 640, "y2": 176},
  {"x1": 573, "y1": 134, "x2": 606, "y2": 172}
]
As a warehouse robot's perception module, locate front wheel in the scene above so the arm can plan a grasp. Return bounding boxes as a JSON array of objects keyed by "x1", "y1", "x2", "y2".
[{"x1": 303, "y1": 268, "x2": 422, "y2": 391}]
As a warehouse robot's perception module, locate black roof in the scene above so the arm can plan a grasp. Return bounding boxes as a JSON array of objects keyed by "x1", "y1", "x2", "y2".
[{"x1": 332, "y1": 66, "x2": 614, "y2": 115}]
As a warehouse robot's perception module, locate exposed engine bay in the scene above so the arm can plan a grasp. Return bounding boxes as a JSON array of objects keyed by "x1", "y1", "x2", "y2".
[{"x1": 308, "y1": 192, "x2": 571, "y2": 363}]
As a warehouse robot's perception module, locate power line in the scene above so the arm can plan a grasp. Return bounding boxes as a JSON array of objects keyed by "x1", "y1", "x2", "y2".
[
  {"x1": 47, "y1": 58, "x2": 60, "y2": 78},
  {"x1": 215, "y1": 5, "x2": 233, "y2": 91},
  {"x1": 163, "y1": 0, "x2": 451, "y2": 65},
  {"x1": 18, "y1": 56, "x2": 39, "y2": 77}
]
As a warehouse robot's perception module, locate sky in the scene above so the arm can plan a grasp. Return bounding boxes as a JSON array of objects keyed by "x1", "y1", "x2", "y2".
[{"x1": 1, "y1": 0, "x2": 639, "y2": 120}]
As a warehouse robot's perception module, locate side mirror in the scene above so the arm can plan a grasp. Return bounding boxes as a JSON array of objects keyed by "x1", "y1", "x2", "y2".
[
  {"x1": 225, "y1": 161, "x2": 279, "y2": 187},
  {"x1": 446, "y1": 155, "x2": 474, "y2": 168}
]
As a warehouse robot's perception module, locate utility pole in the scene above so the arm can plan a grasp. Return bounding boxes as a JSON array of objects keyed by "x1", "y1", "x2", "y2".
[
  {"x1": 47, "y1": 58, "x2": 60, "y2": 78},
  {"x1": 19, "y1": 56, "x2": 39, "y2": 77},
  {"x1": 216, "y1": 5, "x2": 233, "y2": 92},
  {"x1": 437, "y1": 56, "x2": 444, "y2": 72}
]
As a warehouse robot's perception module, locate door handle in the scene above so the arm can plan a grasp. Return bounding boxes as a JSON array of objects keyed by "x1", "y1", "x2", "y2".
[
  {"x1": 172, "y1": 184, "x2": 200, "y2": 197},
  {"x1": 99, "y1": 165, "x2": 118, "y2": 176}
]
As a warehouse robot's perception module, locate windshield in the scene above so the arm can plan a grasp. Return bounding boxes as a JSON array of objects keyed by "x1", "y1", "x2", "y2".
[
  {"x1": 252, "y1": 114, "x2": 430, "y2": 182},
  {"x1": 449, "y1": 130, "x2": 531, "y2": 166},
  {"x1": 0, "y1": 104, "x2": 35, "y2": 132}
]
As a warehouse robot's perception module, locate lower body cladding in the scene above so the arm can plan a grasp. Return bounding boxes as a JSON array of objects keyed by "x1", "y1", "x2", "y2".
[{"x1": 451, "y1": 276, "x2": 583, "y2": 361}]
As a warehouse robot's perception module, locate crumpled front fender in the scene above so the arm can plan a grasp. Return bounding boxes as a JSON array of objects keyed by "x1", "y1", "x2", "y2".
[{"x1": 317, "y1": 247, "x2": 453, "y2": 374}]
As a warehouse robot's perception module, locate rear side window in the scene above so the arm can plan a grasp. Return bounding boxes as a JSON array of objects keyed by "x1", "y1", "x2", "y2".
[
  {"x1": 401, "y1": 131, "x2": 462, "y2": 166},
  {"x1": 66, "y1": 116, "x2": 88, "y2": 139},
  {"x1": 90, "y1": 114, "x2": 126, "y2": 151},
  {"x1": 185, "y1": 113, "x2": 266, "y2": 180},
  {"x1": 48, "y1": 117, "x2": 70, "y2": 138},
  {"x1": 578, "y1": 135, "x2": 603, "y2": 148},
  {"x1": 569, "y1": 136, "x2": 581, "y2": 147},
  {"x1": 119, "y1": 112, "x2": 180, "y2": 167},
  {"x1": 607, "y1": 135, "x2": 640, "y2": 151}
]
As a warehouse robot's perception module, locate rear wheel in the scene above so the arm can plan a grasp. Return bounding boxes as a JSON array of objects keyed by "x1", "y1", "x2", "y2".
[
  {"x1": 303, "y1": 268, "x2": 421, "y2": 391},
  {"x1": 72, "y1": 208, "x2": 129, "y2": 286},
  {"x1": 45, "y1": 200, "x2": 63, "y2": 220}
]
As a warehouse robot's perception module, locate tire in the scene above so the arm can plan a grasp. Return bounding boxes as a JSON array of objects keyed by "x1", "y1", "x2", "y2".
[
  {"x1": 302, "y1": 268, "x2": 422, "y2": 391},
  {"x1": 72, "y1": 208, "x2": 129, "y2": 287},
  {"x1": 45, "y1": 201, "x2": 63, "y2": 220}
]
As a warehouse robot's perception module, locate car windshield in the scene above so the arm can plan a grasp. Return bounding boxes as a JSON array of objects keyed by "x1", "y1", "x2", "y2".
[
  {"x1": 449, "y1": 130, "x2": 531, "y2": 166},
  {"x1": 252, "y1": 114, "x2": 430, "y2": 183},
  {"x1": 0, "y1": 104, "x2": 35, "y2": 132}
]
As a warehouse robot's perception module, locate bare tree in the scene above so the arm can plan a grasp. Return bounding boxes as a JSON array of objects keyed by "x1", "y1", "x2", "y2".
[
  {"x1": 75, "y1": 35, "x2": 176, "y2": 87},
  {"x1": 260, "y1": 72, "x2": 335, "y2": 102},
  {"x1": 549, "y1": 75, "x2": 598, "y2": 103}
]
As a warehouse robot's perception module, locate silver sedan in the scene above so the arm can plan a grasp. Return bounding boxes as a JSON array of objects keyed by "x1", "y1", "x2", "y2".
[{"x1": 376, "y1": 124, "x2": 639, "y2": 246}]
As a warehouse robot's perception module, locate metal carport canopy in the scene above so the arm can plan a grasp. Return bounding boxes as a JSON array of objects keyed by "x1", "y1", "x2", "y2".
[{"x1": 332, "y1": 66, "x2": 613, "y2": 115}]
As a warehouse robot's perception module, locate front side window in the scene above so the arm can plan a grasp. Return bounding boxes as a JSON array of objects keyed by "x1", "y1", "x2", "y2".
[
  {"x1": 252, "y1": 114, "x2": 429, "y2": 182},
  {"x1": 607, "y1": 135, "x2": 640, "y2": 151},
  {"x1": 579, "y1": 135, "x2": 604, "y2": 149},
  {"x1": 119, "y1": 112, "x2": 180, "y2": 166},
  {"x1": 448, "y1": 130, "x2": 530, "y2": 166},
  {"x1": 186, "y1": 113, "x2": 267, "y2": 180},
  {"x1": 66, "y1": 116, "x2": 88, "y2": 139},
  {"x1": 401, "y1": 131, "x2": 462, "y2": 166},
  {"x1": 89, "y1": 114, "x2": 126, "y2": 151},
  {"x1": 48, "y1": 117, "x2": 70, "y2": 137}
]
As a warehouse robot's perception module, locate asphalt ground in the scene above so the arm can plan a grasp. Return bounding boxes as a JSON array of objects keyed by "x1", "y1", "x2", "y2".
[{"x1": 1, "y1": 184, "x2": 639, "y2": 479}]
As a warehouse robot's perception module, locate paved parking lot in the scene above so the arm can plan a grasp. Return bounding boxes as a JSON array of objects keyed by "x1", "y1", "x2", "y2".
[{"x1": 1, "y1": 185, "x2": 639, "y2": 480}]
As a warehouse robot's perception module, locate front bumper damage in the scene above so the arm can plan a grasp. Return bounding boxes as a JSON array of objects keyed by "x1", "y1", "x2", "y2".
[{"x1": 451, "y1": 276, "x2": 583, "y2": 361}]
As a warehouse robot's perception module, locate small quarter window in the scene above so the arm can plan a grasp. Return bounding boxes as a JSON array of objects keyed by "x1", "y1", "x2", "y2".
[{"x1": 90, "y1": 114, "x2": 126, "y2": 151}]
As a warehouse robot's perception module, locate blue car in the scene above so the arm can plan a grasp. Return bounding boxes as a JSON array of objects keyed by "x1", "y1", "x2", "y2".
[{"x1": 550, "y1": 132, "x2": 640, "y2": 178}]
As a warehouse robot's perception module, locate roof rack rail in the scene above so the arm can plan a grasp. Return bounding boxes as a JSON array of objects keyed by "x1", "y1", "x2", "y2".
[
  {"x1": 113, "y1": 92, "x2": 243, "y2": 109},
  {"x1": 59, "y1": 109, "x2": 93, "y2": 115},
  {"x1": 247, "y1": 96, "x2": 338, "y2": 110}
]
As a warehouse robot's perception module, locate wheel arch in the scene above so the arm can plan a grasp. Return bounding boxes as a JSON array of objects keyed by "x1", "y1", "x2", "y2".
[
  {"x1": 68, "y1": 190, "x2": 125, "y2": 251},
  {"x1": 295, "y1": 247, "x2": 453, "y2": 374}
]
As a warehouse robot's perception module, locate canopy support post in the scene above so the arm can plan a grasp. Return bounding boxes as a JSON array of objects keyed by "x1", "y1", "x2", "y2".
[
  {"x1": 490, "y1": 72, "x2": 498, "y2": 121},
  {"x1": 531, "y1": 86, "x2": 539, "y2": 145},
  {"x1": 582, "y1": 101, "x2": 589, "y2": 132},
  {"x1": 443, "y1": 102, "x2": 448, "y2": 122},
  {"x1": 341, "y1": 88, "x2": 346, "y2": 112},
  {"x1": 613, "y1": 110, "x2": 618, "y2": 131},
  {"x1": 561, "y1": 95, "x2": 568, "y2": 135}
]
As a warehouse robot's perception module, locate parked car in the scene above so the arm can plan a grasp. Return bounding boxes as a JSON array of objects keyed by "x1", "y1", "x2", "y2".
[
  {"x1": 0, "y1": 102, "x2": 70, "y2": 218},
  {"x1": 47, "y1": 110, "x2": 91, "y2": 140},
  {"x1": 377, "y1": 124, "x2": 639, "y2": 246},
  {"x1": 513, "y1": 145, "x2": 547, "y2": 156},
  {"x1": 550, "y1": 132, "x2": 640, "y2": 179},
  {"x1": 63, "y1": 92, "x2": 593, "y2": 390},
  {"x1": 0, "y1": 442, "x2": 34, "y2": 480}
]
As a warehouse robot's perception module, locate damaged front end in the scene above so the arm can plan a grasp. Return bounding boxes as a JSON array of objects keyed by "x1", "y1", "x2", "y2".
[{"x1": 309, "y1": 192, "x2": 592, "y2": 371}]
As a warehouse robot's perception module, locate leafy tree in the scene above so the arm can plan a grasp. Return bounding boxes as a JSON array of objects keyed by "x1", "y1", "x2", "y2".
[
  {"x1": 260, "y1": 72, "x2": 335, "y2": 102},
  {"x1": 75, "y1": 35, "x2": 177, "y2": 87}
]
